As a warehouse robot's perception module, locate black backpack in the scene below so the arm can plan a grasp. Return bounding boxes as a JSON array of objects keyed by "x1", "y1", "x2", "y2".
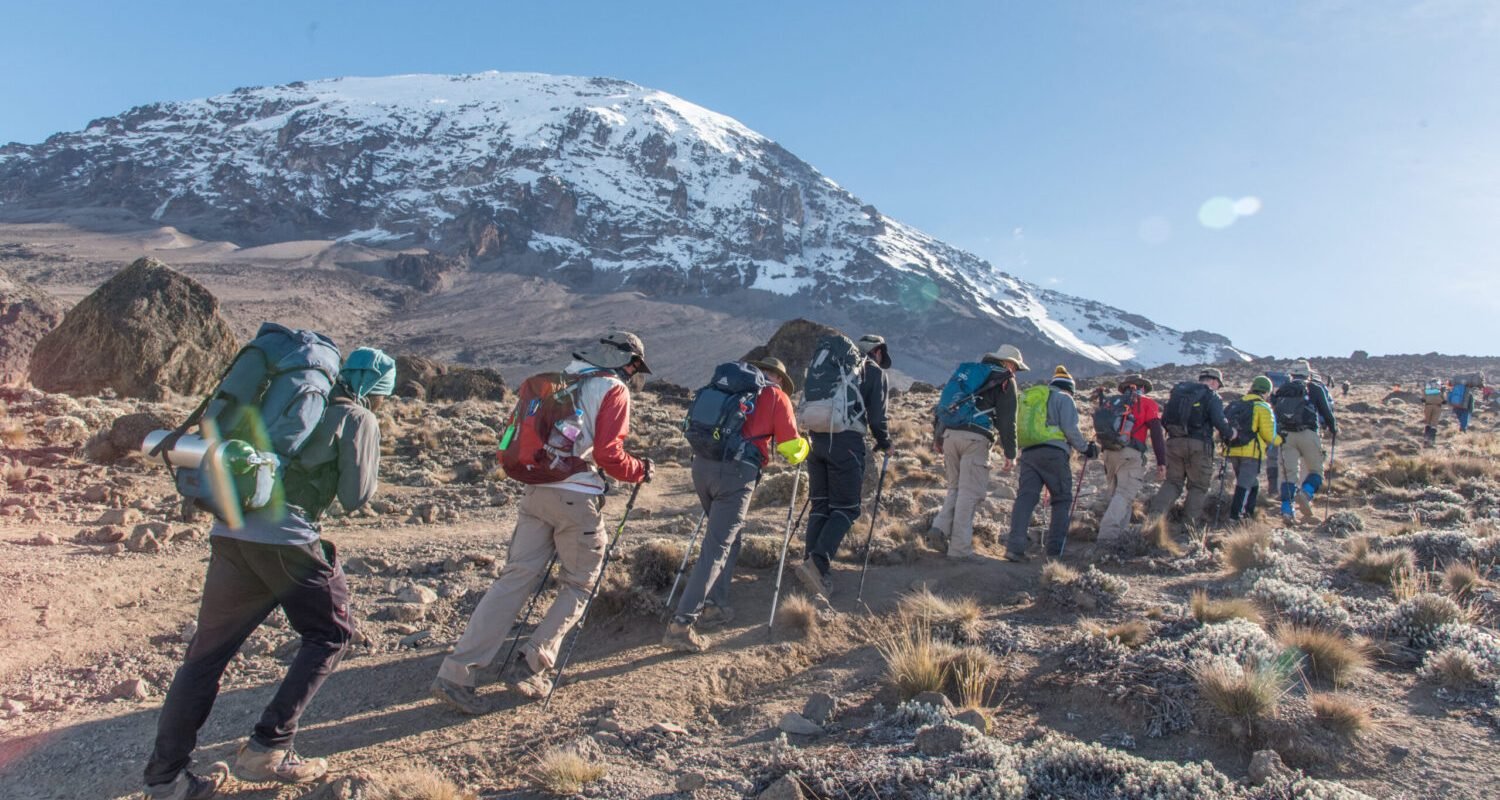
[
  {"x1": 1092, "y1": 394, "x2": 1137, "y2": 451},
  {"x1": 1224, "y1": 399, "x2": 1258, "y2": 448},
  {"x1": 683, "y1": 362, "x2": 770, "y2": 467},
  {"x1": 1162, "y1": 382, "x2": 1211, "y2": 438},
  {"x1": 1273, "y1": 381, "x2": 1319, "y2": 432}
]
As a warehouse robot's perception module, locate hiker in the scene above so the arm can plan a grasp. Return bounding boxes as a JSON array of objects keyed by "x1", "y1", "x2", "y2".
[
  {"x1": 1421, "y1": 379, "x2": 1447, "y2": 446},
  {"x1": 1263, "y1": 371, "x2": 1290, "y2": 500},
  {"x1": 925, "y1": 345, "x2": 1025, "y2": 559},
  {"x1": 1094, "y1": 375, "x2": 1167, "y2": 545},
  {"x1": 1452, "y1": 377, "x2": 1479, "y2": 433},
  {"x1": 1272, "y1": 360, "x2": 1338, "y2": 522},
  {"x1": 143, "y1": 344, "x2": 392, "y2": 799},
  {"x1": 795, "y1": 333, "x2": 891, "y2": 600},
  {"x1": 1146, "y1": 367, "x2": 1234, "y2": 528},
  {"x1": 663, "y1": 358, "x2": 808, "y2": 652},
  {"x1": 432, "y1": 332, "x2": 653, "y2": 714},
  {"x1": 1003, "y1": 366, "x2": 1097, "y2": 561},
  {"x1": 1340, "y1": 380, "x2": 1351, "y2": 398},
  {"x1": 1224, "y1": 377, "x2": 1280, "y2": 522}
]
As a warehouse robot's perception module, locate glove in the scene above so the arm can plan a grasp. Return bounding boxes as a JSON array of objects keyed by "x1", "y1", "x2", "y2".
[
  {"x1": 1001, "y1": 457, "x2": 1015, "y2": 474},
  {"x1": 1084, "y1": 442, "x2": 1100, "y2": 460},
  {"x1": 640, "y1": 458, "x2": 656, "y2": 483},
  {"x1": 933, "y1": 436, "x2": 944, "y2": 455},
  {"x1": 874, "y1": 440, "x2": 893, "y2": 454},
  {"x1": 777, "y1": 437, "x2": 810, "y2": 466}
]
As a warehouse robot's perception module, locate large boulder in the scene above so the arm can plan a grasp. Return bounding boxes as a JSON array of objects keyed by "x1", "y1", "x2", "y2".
[
  {"x1": 741, "y1": 318, "x2": 845, "y2": 390},
  {"x1": 393, "y1": 354, "x2": 506, "y2": 402},
  {"x1": 0, "y1": 266, "x2": 64, "y2": 386},
  {"x1": 28, "y1": 258, "x2": 238, "y2": 399}
]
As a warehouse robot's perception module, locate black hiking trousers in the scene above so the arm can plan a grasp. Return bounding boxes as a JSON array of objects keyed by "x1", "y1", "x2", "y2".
[
  {"x1": 804, "y1": 430, "x2": 867, "y2": 576},
  {"x1": 144, "y1": 535, "x2": 352, "y2": 787}
]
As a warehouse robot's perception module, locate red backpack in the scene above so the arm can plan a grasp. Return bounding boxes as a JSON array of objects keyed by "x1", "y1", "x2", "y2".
[{"x1": 499, "y1": 372, "x2": 597, "y2": 484}]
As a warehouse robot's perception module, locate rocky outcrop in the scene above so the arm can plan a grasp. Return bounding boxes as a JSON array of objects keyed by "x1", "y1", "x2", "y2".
[
  {"x1": 0, "y1": 266, "x2": 64, "y2": 386},
  {"x1": 393, "y1": 354, "x2": 506, "y2": 402},
  {"x1": 28, "y1": 258, "x2": 238, "y2": 399},
  {"x1": 741, "y1": 319, "x2": 845, "y2": 388}
]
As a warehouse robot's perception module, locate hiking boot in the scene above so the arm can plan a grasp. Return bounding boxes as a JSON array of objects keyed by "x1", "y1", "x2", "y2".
[
  {"x1": 502, "y1": 657, "x2": 553, "y2": 699},
  {"x1": 1294, "y1": 491, "x2": 1314, "y2": 520},
  {"x1": 923, "y1": 527, "x2": 949, "y2": 552},
  {"x1": 430, "y1": 676, "x2": 489, "y2": 715},
  {"x1": 1001, "y1": 550, "x2": 1029, "y2": 563},
  {"x1": 697, "y1": 603, "x2": 735, "y2": 629},
  {"x1": 795, "y1": 558, "x2": 830, "y2": 600},
  {"x1": 662, "y1": 621, "x2": 709, "y2": 653},
  {"x1": 233, "y1": 741, "x2": 327, "y2": 784},
  {"x1": 145, "y1": 763, "x2": 228, "y2": 800}
]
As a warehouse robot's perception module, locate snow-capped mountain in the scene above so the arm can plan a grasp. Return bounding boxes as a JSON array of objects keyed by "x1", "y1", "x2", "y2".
[{"x1": 0, "y1": 72, "x2": 1250, "y2": 376}]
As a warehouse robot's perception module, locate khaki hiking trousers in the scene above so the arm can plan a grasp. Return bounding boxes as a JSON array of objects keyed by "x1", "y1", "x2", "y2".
[
  {"x1": 1279, "y1": 429, "x2": 1326, "y2": 486},
  {"x1": 438, "y1": 486, "x2": 606, "y2": 687},
  {"x1": 932, "y1": 429, "x2": 992, "y2": 558},
  {"x1": 1099, "y1": 446, "x2": 1147, "y2": 544},
  {"x1": 1148, "y1": 436, "x2": 1215, "y2": 525}
]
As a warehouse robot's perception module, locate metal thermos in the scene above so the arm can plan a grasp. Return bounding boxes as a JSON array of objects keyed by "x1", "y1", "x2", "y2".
[{"x1": 140, "y1": 430, "x2": 214, "y2": 468}]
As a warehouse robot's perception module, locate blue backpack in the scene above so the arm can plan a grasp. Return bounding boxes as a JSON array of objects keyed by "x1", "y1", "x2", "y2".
[
  {"x1": 157, "y1": 323, "x2": 342, "y2": 522},
  {"x1": 936, "y1": 362, "x2": 1008, "y2": 432},
  {"x1": 684, "y1": 362, "x2": 771, "y2": 467},
  {"x1": 1450, "y1": 383, "x2": 1468, "y2": 409}
]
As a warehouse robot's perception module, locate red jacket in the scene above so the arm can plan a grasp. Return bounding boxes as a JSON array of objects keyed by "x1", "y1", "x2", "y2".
[{"x1": 742, "y1": 385, "x2": 799, "y2": 465}]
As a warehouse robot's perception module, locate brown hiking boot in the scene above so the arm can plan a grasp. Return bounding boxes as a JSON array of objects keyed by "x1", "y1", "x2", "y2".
[
  {"x1": 502, "y1": 657, "x2": 554, "y2": 699},
  {"x1": 795, "y1": 558, "x2": 830, "y2": 600},
  {"x1": 696, "y1": 603, "x2": 735, "y2": 629},
  {"x1": 145, "y1": 763, "x2": 228, "y2": 800},
  {"x1": 1294, "y1": 491, "x2": 1314, "y2": 521},
  {"x1": 430, "y1": 676, "x2": 489, "y2": 715},
  {"x1": 662, "y1": 621, "x2": 709, "y2": 653},
  {"x1": 233, "y1": 741, "x2": 327, "y2": 784}
]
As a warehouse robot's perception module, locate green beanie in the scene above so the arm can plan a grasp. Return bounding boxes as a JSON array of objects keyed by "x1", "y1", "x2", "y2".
[
  {"x1": 341, "y1": 347, "x2": 396, "y2": 398},
  {"x1": 1251, "y1": 376, "x2": 1273, "y2": 395}
]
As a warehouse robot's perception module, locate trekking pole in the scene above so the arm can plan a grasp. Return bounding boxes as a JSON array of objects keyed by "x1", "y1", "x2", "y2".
[
  {"x1": 856, "y1": 452, "x2": 893, "y2": 605},
  {"x1": 767, "y1": 469, "x2": 807, "y2": 630},
  {"x1": 1323, "y1": 434, "x2": 1337, "y2": 524},
  {"x1": 542, "y1": 481, "x2": 643, "y2": 712},
  {"x1": 660, "y1": 511, "x2": 708, "y2": 621},
  {"x1": 1212, "y1": 454, "x2": 1229, "y2": 528},
  {"x1": 498, "y1": 553, "x2": 558, "y2": 674},
  {"x1": 1060, "y1": 458, "x2": 1090, "y2": 558}
]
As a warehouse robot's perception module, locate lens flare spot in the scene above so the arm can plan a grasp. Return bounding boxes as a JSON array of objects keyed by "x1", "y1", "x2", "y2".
[
  {"x1": 1234, "y1": 196, "x2": 1262, "y2": 216},
  {"x1": 1197, "y1": 197, "x2": 1238, "y2": 230},
  {"x1": 1138, "y1": 216, "x2": 1172, "y2": 244},
  {"x1": 898, "y1": 273, "x2": 940, "y2": 312}
]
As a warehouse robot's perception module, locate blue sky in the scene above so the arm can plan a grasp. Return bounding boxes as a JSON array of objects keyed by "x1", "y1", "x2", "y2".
[{"x1": 3, "y1": 1, "x2": 1497, "y2": 358}]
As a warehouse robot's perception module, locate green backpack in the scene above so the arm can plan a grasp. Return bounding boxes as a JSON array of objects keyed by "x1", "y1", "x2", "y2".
[{"x1": 1017, "y1": 384, "x2": 1066, "y2": 449}]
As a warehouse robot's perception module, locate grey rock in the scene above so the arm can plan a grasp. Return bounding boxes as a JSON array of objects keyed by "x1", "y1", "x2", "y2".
[
  {"x1": 675, "y1": 772, "x2": 708, "y2": 792},
  {"x1": 954, "y1": 708, "x2": 990, "y2": 734},
  {"x1": 397, "y1": 583, "x2": 438, "y2": 605},
  {"x1": 1249, "y1": 750, "x2": 1288, "y2": 786},
  {"x1": 777, "y1": 711, "x2": 823, "y2": 737},
  {"x1": 912, "y1": 690, "x2": 953, "y2": 710},
  {"x1": 758, "y1": 775, "x2": 806, "y2": 800},
  {"x1": 379, "y1": 603, "x2": 427, "y2": 623},
  {"x1": 650, "y1": 721, "x2": 689, "y2": 737},
  {"x1": 109, "y1": 678, "x2": 150, "y2": 701},
  {"x1": 399, "y1": 630, "x2": 432, "y2": 648},
  {"x1": 915, "y1": 723, "x2": 970, "y2": 757},
  {"x1": 801, "y1": 692, "x2": 837, "y2": 726}
]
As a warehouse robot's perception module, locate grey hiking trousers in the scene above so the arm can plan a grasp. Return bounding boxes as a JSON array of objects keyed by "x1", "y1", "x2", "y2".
[
  {"x1": 673, "y1": 458, "x2": 760, "y2": 623},
  {"x1": 1007, "y1": 445, "x2": 1075, "y2": 558}
]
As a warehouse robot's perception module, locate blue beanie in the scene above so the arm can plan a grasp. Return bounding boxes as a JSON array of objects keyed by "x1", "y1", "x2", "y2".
[{"x1": 341, "y1": 347, "x2": 396, "y2": 398}]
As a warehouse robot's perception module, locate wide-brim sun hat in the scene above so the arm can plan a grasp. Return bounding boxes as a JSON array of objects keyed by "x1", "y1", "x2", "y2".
[
  {"x1": 1198, "y1": 367, "x2": 1224, "y2": 383},
  {"x1": 1291, "y1": 359, "x2": 1313, "y2": 379},
  {"x1": 985, "y1": 344, "x2": 1029, "y2": 372},
  {"x1": 574, "y1": 331, "x2": 651, "y2": 374},
  {"x1": 749, "y1": 357, "x2": 796, "y2": 394},
  {"x1": 856, "y1": 334, "x2": 892, "y2": 369},
  {"x1": 1117, "y1": 374, "x2": 1153, "y2": 394}
]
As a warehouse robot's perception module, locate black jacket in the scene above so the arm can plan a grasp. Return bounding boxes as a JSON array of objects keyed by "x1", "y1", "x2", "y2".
[{"x1": 859, "y1": 360, "x2": 891, "y2": 450}]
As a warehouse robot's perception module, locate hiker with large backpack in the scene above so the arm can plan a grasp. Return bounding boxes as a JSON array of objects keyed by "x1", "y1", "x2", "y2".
[
  {"x1": 1450, "y1": 373, "x2": 1482, "y2": 433},
  {"x1": 1146, "y1": 367, "x2": 1235, "y2": 529},
  {"x1": 794, "y1": 333, "x2": 891, "y2": 601},
  {"x1": 925, "y1": 344, "x2": 1025, "y2": 560},
  {"x1": 1223, "y1": 376, "x2": 1280, "y2": 523},
  {"x1": 1263, "y1": 371, "x2": 1290, "y2": 496},
  {"x1": 1271, "y1": 360, "x2": 1338, "y2": 523},
  {"x1": 662, "y1": 358, "x2": 807, "y2": 652},
  {"x1": 143, "y1": 331, "x2": 392, "y2": 799},
  {"x1": 1003, "y1": 366, "x2": 1098, "y2": 561},
  {"x1": 432, "y1": 332, "x2": 654, "y2": 715},
  {"x1": 1095, "y1": 375, "x2": 1167, "y2": 546},
  {"x1": 1422, "y1": 379, "x2": 1447, "y2": 446}
]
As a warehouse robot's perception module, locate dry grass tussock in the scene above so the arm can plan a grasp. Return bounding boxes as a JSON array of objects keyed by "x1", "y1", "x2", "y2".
[
  {"x1": 1442, "y1": 561, "x2": 1486, "y2": 599},
  {"x1": 1144, "y1": 513, "x2": 1184, "y2": 555},
  {"x1": 364, "y1": 767, "x2": 478, "y2": 800},
  {"x1": 628, "y1": 539, "x2": 686, "y2": 592},
  {"x1": 1424, "y1": 647, "x2": 1484, "y2": 689},
  {"x1": 1391, "y1": 566, "x2": 1437, "y2": 602},
  {"x1": 1341, "y1": 537, "x2": 1416, "y2": 586},
  {"x1": 1276, "y1": 625, "x2": 1370, "y2": 686},
  {"x1": 775, "y1": 592, "x2": 819, "y2": 637},
  {"x1": 1080, "y1": 618, "x2": 1153, "y2": 648},
  {"x1": 1195, "y1": 660, "x2": 1288, "y2": 725},
  {"x1": 2, "y1": 464, "x2": 29, "y2": 486},
  {"x1": 1190, "y1": 590, "x2": 1264, "y2": 626},
  {"x1": 737, "y1": 535, "x2": 784, "y2": 569},
  {"x1": 1310, "y1": 693, "x2": 1374, "y2": 738},
  {"x1": 1220, "y1": 528, "x2": 1275, "y2": 575},
  {"x1": 945, "y1": 645, "x2": 1001, "y2": 709},
  {"x1": 877, "y1": 619, "x2": 949, "y2": 700},
  {"x1": 1039, "y1": 560, "x2": 1079, "y2": 588},
  {"x1": 896, "y1": 587, "x2": 983, "y2": 643},
  {"x1": 1369, "y1": 452, "x2": 1496, "y2": 489},
  {"x1": 0, "y1": 418, "x2": 25, "y2": 447},
  {"x1": 530, "y1": 747, "x2": 606, "y2": 796}
]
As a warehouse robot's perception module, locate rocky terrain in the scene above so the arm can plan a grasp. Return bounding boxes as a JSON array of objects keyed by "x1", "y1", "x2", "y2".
[
  {"x1": 0, "y1": 71, "x2": 1251, "y2": 381},
  {"x1": 1, "y1": 295, "x2": 1499, "y2": 798}
]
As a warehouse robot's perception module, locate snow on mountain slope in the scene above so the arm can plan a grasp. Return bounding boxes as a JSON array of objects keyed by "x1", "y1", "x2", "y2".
[{"x1": 0, "y1": 71, "x2": 1251, "y2": 374}]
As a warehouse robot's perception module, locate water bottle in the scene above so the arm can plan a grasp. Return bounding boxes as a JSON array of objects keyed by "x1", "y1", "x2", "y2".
[{"x1": 545, "y1": 412, "x2": 584, "y2": 468}]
